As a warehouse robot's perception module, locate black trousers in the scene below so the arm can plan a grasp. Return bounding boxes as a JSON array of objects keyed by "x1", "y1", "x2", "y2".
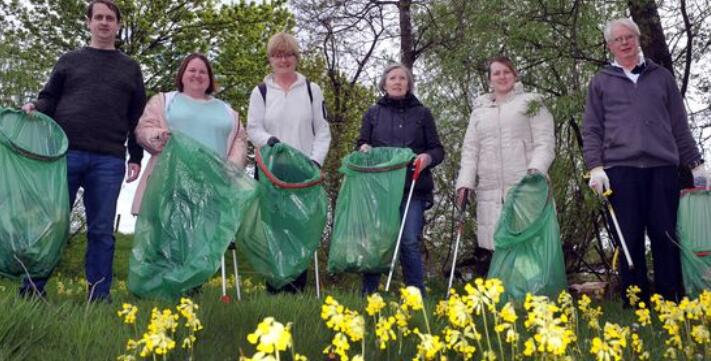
[
  {"x1": 607, "y1": 166, "x2": 684, "y2": 304},
  {"x1": 267, "y1": 271, "x2": 308, "y2": 294}
]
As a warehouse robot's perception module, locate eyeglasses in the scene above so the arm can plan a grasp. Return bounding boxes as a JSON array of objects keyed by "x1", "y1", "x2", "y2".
[
  {"x1": 271, "y1": 53, "x2": 296, "y2": 59},
  {"x1": 612, "y1": 34, "x2": 636, "y2": 44}
]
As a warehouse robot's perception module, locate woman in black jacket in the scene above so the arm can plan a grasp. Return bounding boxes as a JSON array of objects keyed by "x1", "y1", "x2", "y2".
[{"x1": 357, "y1": 63, "x2": 445, "y2": 295}]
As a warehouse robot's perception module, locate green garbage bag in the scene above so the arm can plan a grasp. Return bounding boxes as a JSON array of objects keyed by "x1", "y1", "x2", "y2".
[
  {"x1": 328, "y1": 147, "x2": 414, "y2": 273},
  {"x1": 128, "y1": 132, "x2": 258, "y2": 300},
  {"x1": 237, "y1": 143, "x2": 327, "y2": 289},
  {"x1": 487, "y1": 173, "x2": 567, "y2": 300},
  {"x1": 0, "y1": 108, "x2": 69, "y2": 279},
  {"x1": 678, "y1": 188, "x2": 711, "y2": 298}
]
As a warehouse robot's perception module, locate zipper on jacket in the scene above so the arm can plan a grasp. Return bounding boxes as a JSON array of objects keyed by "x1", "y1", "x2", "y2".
[{"x1": 497, "y1": 104, "x2": 505, "y2": 204}]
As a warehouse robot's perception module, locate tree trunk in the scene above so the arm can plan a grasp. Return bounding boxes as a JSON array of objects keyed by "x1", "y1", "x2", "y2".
[
  {"x1": 628, "y1": 0, "x2": 674, "y2": 74},
  {"x1": 398, "y1": 0, "x2": 415, "y2": 69}
]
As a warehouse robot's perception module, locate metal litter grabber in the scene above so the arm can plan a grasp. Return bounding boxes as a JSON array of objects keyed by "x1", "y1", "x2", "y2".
[
  {"x1": 446, "y1": 190, "x2": 469, "y2": 298},
  {"x1": 220, "y1": 241, "x2": 241, "y2": 303},
  {"x1": 602, "y1": 190, "x2": 634, "y2": 270},
  {"x1": 314, "y1": 250, "x2": 321, "y2": 298},
  {"x1": 385, "y1": 157, "x2": 425, "y2": 292}
]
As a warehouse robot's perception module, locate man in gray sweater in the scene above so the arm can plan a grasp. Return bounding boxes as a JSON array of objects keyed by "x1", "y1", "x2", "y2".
[
  {"x1": 20, "y1": 0, "x2": 145, "y2": 301},
  {"x1": 583, "y1": 18, "x2": 709, "y2": 305}
]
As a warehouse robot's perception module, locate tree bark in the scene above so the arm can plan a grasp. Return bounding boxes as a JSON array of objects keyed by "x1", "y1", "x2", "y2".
[
  {"x1": 398, "y1": 0, "x2": 415, "y2": 69},
  {"x1": 628, "y1": 0, "x2": 674, "y2": 74}
]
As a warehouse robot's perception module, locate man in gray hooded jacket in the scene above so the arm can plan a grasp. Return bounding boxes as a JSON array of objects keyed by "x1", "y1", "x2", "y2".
[{"x1": 582, "y1": 18, "x2": 708, "y2": 305}]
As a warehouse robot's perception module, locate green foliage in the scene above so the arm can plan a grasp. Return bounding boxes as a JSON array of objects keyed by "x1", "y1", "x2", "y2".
[
  {"x1": 299, "y1": 55, "x2": 378, "y2": 210},
  {"x1": 0, "y1": 0, "x2": 293, "y2": 111}
]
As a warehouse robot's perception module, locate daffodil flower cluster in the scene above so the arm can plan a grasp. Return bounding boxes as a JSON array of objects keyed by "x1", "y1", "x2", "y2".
[
  {"x1": 116, "y1": 299, "x2": 204, "y2": 361},
  {"x1": 648, "y1": 289, "x2": 711, "y2": 359},
  {"x1": 321, "y1": 296, "x2": 365, "y2": 361},
  {"x1": 522, "y1": 293, "x2": 576, "y2": 357},
  {"x1": 240, "y1": 316, "x2": 307, "y2": 361},
  {"x1": 578, "y1": 294, "x2": 603, "y2": 330},
  {"x1": 589, "y1": 322, "x2": 628, "y2": 361},
  {"x1": 118, "y1": 303, "x2": 138, "y2": 325}
]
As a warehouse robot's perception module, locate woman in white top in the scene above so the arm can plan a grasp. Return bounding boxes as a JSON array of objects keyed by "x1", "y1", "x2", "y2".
[
  {"x1": 246, "y1": 32, "x2": 331, "y2": 293},
  {"x1": 247, "y1": 32, "x2": 331, "y2": 167}
]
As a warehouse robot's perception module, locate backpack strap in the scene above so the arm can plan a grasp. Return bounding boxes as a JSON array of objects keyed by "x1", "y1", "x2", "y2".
[
  {"x1": 306, "y1": 79, "x2": 313, "y2": 104},
  {"x1": 258, "y1": 82, "x2": 267, "y2": 103}
]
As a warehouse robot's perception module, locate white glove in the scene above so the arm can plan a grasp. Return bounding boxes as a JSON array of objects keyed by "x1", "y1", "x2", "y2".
[
  {"x1": 359, "y1": 143, "x2": 372, "y2": 153},
  {"x1": 692, "y1": 164, "x2": 710, "y2": 189},
  {"x1": 588, "y1": 166, "x2": 610, "y2": 196}
]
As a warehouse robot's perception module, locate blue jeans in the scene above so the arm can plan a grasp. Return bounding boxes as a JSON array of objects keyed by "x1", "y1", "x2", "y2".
[
  {"x1": 363, "y1": 198, "x2": 426, "y2": 295},
  {"x1": 22, "y1": 150, "x2": 125, "y2": 300}
]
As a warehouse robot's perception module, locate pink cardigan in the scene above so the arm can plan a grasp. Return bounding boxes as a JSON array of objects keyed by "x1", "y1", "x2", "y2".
[{"x1": 131, "y1": 92, "x2": 248, "y2": 215}]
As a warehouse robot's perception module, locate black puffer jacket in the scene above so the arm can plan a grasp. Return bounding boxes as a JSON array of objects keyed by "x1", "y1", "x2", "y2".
[{"x1": 357, "y1": 93, "x2": 445, "y2": 205}]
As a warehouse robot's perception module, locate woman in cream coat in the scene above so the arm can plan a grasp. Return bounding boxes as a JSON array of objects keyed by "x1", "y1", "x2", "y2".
[{"x1": 456, "y1": 56, "x2": 555, "y2": 251}]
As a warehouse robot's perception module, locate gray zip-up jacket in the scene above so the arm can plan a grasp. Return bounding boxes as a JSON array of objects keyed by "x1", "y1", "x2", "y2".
[{"x1": 582, "y1": 59, "x2": 701, "y2": 170}]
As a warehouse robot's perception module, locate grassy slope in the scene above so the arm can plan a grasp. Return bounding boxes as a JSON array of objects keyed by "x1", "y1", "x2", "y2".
[{"x1": 0, "y1": 233, "x2": 673, "y2": 361}]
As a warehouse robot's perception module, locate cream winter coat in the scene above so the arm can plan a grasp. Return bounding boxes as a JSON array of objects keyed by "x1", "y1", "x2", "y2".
[
  {"x1": 456, "y1": 83, "x2": 555, "y2": 250},
  {"x1": 131, "y1": 92, "x2": 248, "y2": 215}
]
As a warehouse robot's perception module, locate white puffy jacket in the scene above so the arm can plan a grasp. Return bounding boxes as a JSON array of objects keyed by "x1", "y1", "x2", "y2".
[{"x1": 456, "y1": 83, "x2": 555, "y2": 250}]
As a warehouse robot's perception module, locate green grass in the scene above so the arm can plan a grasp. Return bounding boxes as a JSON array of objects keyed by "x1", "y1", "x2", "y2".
[{"x1": 0, "y1": 233, "x2": 687, "y2": 360}]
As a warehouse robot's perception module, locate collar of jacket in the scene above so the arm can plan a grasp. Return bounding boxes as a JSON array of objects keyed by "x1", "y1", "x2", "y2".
[
  {"x1": 475, "y1": 81, "x2": 525, "y2": 108},
  {"x1": 601, "y1": 57, "x2": 659, "y2": 79},
  {"x1": 377, "y1": 93, "x2": 422, "y2": 109},
  {"x1": 263, "y1": 71, "x2": 308, "y2": 90}
]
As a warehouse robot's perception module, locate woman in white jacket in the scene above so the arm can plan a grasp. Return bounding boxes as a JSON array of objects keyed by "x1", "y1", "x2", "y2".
[{"x1": 456, "y1": 56, "x2": 555, "y2": 251}]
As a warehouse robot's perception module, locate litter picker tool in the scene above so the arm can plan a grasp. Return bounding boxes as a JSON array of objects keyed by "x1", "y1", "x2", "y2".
[
  {"x1": 385, "y1": 156, "x2": 424, "y2": 292},
  {"x1": 220, "y1": 241, "x2": 241, "y2": 303},
  {"x1": 314, "y1": 250, "x2": 321, "y2": 298},
  {"x1": 601, "y1": 190, "x2": 634, "y2": 270},
  {"x1": 446, "y1": 189, "x2": 469, "y2": 298}
]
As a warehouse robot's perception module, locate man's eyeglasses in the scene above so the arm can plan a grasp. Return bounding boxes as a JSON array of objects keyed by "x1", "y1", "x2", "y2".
[{"x1": 612, "y1": 34, "x2": 636, "y2": 44}]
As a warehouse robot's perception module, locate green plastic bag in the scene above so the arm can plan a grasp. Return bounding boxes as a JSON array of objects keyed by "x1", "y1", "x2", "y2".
[
  {"x1": 328, "y1": 147, "x2": 414, "y2": 273},
  {"x1": 678, "y1": 189, "x2": 711, "y2": 298},
  {"x1": 487, "y1": 173, "x2": 567, "y2": 300},
  {"x1": 0, "y1": 108, "x2": 69, "y2": 279},
  {"x1": 237, "y1": 143, "x2": 327, "y2": 289},
  {"x1": 128, "y1": 132, "x2": 258, "y2": 300}
]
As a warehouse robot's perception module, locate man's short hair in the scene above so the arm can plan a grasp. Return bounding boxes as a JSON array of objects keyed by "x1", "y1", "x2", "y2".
[
  {"x1": 378, "y1": 63, "x2": 415, "y2": 94},
  {"x1": 175, "y1": 53, "x2": 217, "y2": 95},
  {"x1": 603, "y1": 18, "x2": 641, "y2": 43},
  {"x1": 86, "y1": 0, "x2": 121, "y2": 22},
  {"x1": 267, "y1": 32, "x2": 300, "y2": 61}
]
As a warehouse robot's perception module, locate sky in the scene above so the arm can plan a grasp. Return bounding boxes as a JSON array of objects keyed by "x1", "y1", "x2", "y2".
[{"x1": 116, "y1": 154, "x2": 150, "y2": 233}]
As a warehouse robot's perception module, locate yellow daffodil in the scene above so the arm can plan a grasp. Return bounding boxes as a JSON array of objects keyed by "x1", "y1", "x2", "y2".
[
  {"x1": 401, "y1": 286, "x2": 424, "y2": 311},
  {"x1": 117, "y1": 303, "x2": 138, "y2": 325},
  {"x1": 247, "y1": 317, "x2": 293, "y2": 354},
  {"x1": 626, "y1": 285, "x2": 642, "y2": 306},
  {"x1": 366, "y1": 293, "x2": 386, "y2": 316},
  {"x1": 413, "y1": 330, "x2": 444, "y2": 360}
]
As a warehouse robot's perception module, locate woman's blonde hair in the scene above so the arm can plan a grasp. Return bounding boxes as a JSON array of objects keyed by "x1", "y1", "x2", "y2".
[{"x1": 267, "y1": 32, "x2": 300, "y2": 61}]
